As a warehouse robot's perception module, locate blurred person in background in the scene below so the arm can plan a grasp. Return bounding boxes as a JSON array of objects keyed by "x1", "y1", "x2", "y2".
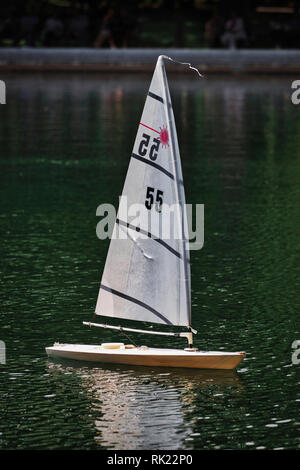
[
  {"x1": 18, "y1": 5, "x2": 40, "y2": 47},
  {"x1": 221, "y1": 10, "x2": 247, "y2": 49},
  {"x1": 0, "y1": 7, "x2": 18, "y2": 46},
  {"x1": 118, "y1": 7, "x2": 137, "y2": 48},
  {"x1": 205, "y1": 9, "x2": 224, "y2": 48},
  {"x1": 66, "y1": 4, "x2": 90, "y2": 46},
  {"x1": 94, "y1": 7, "x2": 116, "y2": 48},
  {"x1": 40, "y1": 6, "x2": 64, "y2": 47}
]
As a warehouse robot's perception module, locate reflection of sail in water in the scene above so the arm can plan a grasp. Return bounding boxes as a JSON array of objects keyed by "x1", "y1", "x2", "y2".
[
  {"x1": 47, "y1": 361, "x2": 242, "y2": 450},
  {"x1": 84, "y1": 367, "x2": 189, "y2": 449}
]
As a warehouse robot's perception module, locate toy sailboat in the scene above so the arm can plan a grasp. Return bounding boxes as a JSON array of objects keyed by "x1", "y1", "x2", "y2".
[{"x1": 46, "y1": 56, "x2": 245, "y2": 370}]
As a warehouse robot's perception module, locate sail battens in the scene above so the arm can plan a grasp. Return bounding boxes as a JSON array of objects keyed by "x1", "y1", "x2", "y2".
[
  {"x1": 150, "y1": 236, "x2": 182, "y2": 259},
  {"x1": 100, "y1": 284, "x2": 173, "y2": 325},
  {"x1": 117, "y1": 218, "x2": 151, "y2": 239},
  {"x1": 148, "y1": 90, "x2": 164, "y2": 103},
  {"x1": 131, "y1": 153, "x2": 175, "y2": 180},
  {"x1": 116, "y1": 218, "x2": 182, "y2": 259}
]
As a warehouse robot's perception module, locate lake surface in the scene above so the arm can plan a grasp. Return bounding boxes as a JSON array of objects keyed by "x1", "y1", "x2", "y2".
[{"x1": 0, "y1": 72, "x2": 299, "y2": 450}]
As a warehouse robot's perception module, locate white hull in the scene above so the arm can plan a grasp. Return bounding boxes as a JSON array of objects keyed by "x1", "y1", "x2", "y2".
[{"x1": 46, "y1": 343, "x2": 245, "y2": 370}]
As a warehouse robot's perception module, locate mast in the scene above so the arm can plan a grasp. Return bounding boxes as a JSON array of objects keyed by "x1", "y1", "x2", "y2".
[{"x1": 159, "y1": 56, "x2": 193, "y2": 344}]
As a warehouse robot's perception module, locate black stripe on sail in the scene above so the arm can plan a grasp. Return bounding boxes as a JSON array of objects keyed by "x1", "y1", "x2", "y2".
[
  {"x1": 100, "y1": 284, "x2": 173, "y2": 325},
  {"x1": 116, "y1": 218, "x2": 182, "y2": 259},
  {"x1": 148, "y1": 91, "x2": 164, "y2": 103},
  {"x1": 132, "y1": 153, "x2": 174, "y2": 180}
]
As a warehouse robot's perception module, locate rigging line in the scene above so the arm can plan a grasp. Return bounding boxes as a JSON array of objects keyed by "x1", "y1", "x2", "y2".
[
  {"x1": 163, "y1": 56, "x2": 204, "y2": 78},
  {"x1": 118, "y1": 329, "x2": 138, "y2": 347}
]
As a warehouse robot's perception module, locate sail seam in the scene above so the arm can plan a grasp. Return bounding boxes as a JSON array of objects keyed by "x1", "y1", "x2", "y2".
[
  {"x1": 116, "y1": 218, "x2": 182, "y2": 259},
  {"x1": 132, "y1": 153, "x2": 175, "y2": 180},
  {"x1": 100, "y1": 284, "x2": 173, "y2": 325}
]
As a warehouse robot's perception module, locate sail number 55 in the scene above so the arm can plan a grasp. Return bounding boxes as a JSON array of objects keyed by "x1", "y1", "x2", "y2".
[
  {"x1": 139, "y1": 133, "x2": 160, "y2": 161},
  {"x1": 145, "y1": 187, "x2": 164, "y2": 212}
]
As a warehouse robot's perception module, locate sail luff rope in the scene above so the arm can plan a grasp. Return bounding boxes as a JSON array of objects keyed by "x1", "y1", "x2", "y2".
[
  {"x1": 160, "y1": 58, "x2": 191, "y2": 327},
  {"x1": 159, "y1": 55, "x2": 202, "y2": 342}
]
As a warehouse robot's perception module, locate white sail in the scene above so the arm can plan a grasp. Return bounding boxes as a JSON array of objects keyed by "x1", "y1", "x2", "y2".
[{"x1": 95, "y1": 55, "x2": 191, "y2": 327}]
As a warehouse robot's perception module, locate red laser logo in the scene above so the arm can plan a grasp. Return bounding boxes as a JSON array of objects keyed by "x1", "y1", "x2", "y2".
[
  {"x1": 140, "y1": 122, "x2": 169, "y2": 148},
  {"x1": 159, "y1": 125, "x2": 169, "y2": 147}
]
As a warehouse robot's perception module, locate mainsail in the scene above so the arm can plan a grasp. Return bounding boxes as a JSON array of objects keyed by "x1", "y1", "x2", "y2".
[{"x1": 95, "y1": 55, "x2": 191, "y2": 327}]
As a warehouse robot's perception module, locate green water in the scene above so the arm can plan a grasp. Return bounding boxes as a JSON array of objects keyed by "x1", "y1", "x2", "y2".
[{"x1": 0, "y1": 73, "x2": 299, "y2": 450}]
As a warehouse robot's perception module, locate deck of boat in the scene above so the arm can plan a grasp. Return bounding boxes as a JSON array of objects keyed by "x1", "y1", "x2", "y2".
[{"x1": 46, "y1": 343, "x2": 245, "y2": 370}]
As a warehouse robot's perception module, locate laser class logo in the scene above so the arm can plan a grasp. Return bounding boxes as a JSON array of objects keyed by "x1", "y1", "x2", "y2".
[
  {"x1": 0, "y1": 80, "x2": 6, "y2": 104},
  {"x1": 159, "y1": 125, "x2": 169, "y2": 147}
]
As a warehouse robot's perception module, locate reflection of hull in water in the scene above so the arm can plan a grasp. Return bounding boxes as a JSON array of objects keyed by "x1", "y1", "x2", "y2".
[
  {"x1": 46, "y1": 343, "x2": 245, "y2": 370},
  {"x1": 47, "y1": 358, "x2": 243, "y2": 389},
  {"x1": 46, "y1": 357, "x2": 243, "y2": 449}
]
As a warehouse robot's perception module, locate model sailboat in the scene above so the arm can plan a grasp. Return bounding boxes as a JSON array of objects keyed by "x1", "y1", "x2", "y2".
[{"x1": 46, "y1": 56, "x2": 245, "y2": 370}]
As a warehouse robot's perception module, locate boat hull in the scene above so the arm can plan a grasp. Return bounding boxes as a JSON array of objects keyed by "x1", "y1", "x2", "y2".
[{"x1": 46, "y1": 344, "x2": 245, "y2": 370}]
